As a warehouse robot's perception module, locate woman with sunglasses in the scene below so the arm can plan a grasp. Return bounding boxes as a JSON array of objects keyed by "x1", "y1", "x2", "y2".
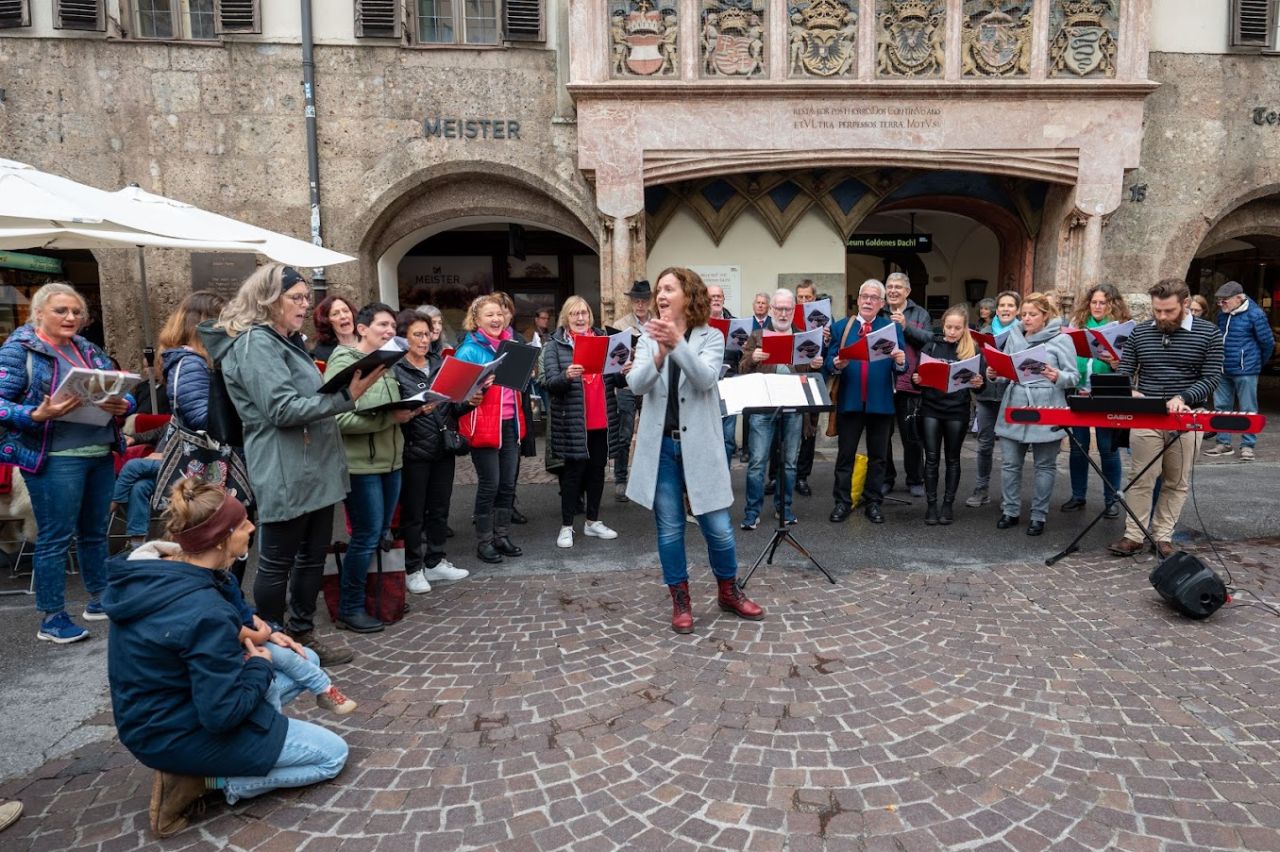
[{"x1": 0, "y1": 282, "x2": 135, "y2": 644}]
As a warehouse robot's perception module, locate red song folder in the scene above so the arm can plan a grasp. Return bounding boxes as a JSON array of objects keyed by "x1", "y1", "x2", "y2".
[
  {"x1": 760, "y1": 332, "x2": 794, "y2": 364},
  {"x1": 572, "y1": 333, "x2": 608, "y2": 374},
  {"x1": 982, "y1": 344, "x2": 1018, "y2": 382}
]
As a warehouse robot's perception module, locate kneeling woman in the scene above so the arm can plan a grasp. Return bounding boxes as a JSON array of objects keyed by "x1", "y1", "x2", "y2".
[
  {"x1": 103, "y1": 480, "x2": 348, "y2": 838},
  {"x1": 626, "y1": 267, "x2": 764, "y2": 633}
]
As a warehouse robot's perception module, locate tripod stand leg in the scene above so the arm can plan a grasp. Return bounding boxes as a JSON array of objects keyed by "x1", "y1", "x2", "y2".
[{"x1": 777, "y1": 532, "x2": 837, "y2": 584}]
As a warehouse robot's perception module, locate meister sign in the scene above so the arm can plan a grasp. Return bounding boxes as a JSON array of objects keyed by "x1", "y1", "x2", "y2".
[{"x1": 424, "y1": 117, "x2": 522, "y2": 140}]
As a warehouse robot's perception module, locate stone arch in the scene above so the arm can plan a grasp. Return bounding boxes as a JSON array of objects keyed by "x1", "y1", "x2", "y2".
[{"x1": 1159, "y1": 182, "x2": 1280, "y2": 281}]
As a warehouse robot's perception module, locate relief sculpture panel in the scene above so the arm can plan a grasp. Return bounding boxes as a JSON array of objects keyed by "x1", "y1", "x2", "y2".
[
  {"x1": 961, "y1": 1, "x2": 1033, "y2": 77},
  {"x1": 876, "y1": 0, "x2": 946, "y2": 78},
  {"x1": 701, "y1": 0, "x2": 768, "y2": 78},
  {"x1": 1048, "y1": 0, "x2": 1119, "y2": 78},
  {"x1": 787, "y1": 0, "x2": 858, "y2": 78},
  {"x1": 610, "y1": 1, "x2": 680, "y2": 77}
]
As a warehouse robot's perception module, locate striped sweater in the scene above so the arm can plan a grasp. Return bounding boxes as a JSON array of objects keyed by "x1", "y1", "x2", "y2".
[{"x1": 1117, "y1": 315, "x2": 1223, "y2": 407}]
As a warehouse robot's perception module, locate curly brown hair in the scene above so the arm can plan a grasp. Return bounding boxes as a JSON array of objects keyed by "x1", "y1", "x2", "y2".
[
  {"x1": 312, "y1": 295, "x2": 359, "y2": 346},
  {"x1": 653, "y1": 267, "x2": 711, "y2": 328},
  {"x1": 1070, "y1": 283, "x2": 1131, "y2": 328}
]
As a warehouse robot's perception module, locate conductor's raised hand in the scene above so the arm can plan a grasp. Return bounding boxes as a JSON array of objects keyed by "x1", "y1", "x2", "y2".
[
  {"x1": 348, "y1": 365, "x2": 387, "y2": 401},
  {"x1": 31, "y1": 393, "x2": 82, "y2": 423},
  {"x1": 645, "y1": 319, "x2": 679, "y2": 350}
]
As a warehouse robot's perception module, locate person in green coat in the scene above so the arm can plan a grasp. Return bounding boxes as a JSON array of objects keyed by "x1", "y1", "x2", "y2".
[
  {"x1": 1062, "y1": 284, "x2": 1130, "y2": 517},
  {"x1": 209, "y1": 264, "x2": 387, "y2": 667},
  {"x1": 323, "y1": 302, "x2": 420, "y2": 634}
]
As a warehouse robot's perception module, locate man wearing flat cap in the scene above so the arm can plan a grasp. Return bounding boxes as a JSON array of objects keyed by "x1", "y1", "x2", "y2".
[
  {"x1": 610, "y1": 280, "x2": 654, "y2": 501},
  {"x1": 1203, "y1": 280, "x2": 1274, "y2": 461}
]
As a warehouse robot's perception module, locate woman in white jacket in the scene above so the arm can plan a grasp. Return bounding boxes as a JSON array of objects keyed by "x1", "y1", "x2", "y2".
[{"x1": 626, "y1": 267, "x2": 765, "y2": 635}]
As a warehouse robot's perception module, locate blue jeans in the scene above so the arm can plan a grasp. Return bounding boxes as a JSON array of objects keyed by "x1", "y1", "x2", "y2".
[
  {"x1": 973, "y1": 400, "x2": 999, "y2": 491},
  {"x1": 111, "y1": 457, "x2": 161, "y2": 537},
  {"x1": 653, "y1": 437, "x2": 738, "y2": 586},
  {"x1": 264, "y1": 645, "x2": 329, "y2": 711},
  {"x1": 1215, "y1": 374, "x2": 1260, "y2": 448},
  {"x1": 25, "y1": 453, "x2": 114, "y2": 614},
  {"x1": 341, "y1": 470, "x2": 402, "y2": 618},
  {"x1": 1067, "y1": 427, "x2": 1121, "y2": 505},
  {"x1": 722, "y1": 415, "x2": 738, "y2": 466},
  {"x1": 1000, "y1": 438, "x2": 1060, "y2": 523},
  {"x1": 222, "y1": 717, "x2": 348, "y2": 805},
  {"x1": 745, "y1": 412, "x2": 802, "y2": 523}
]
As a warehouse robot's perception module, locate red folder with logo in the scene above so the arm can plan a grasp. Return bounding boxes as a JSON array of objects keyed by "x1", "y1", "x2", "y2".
[{"x1": 572, "y1": 333, "x2": 608, "y2": 374}]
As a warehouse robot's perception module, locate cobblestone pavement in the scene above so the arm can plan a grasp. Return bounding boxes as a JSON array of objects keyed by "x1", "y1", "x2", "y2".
[{"x1": 3, "y1": 538, "x2": 1280, "y2": 851}]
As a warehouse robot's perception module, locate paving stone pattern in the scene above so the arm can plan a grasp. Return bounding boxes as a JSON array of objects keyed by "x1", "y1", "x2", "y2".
[{"x1": 3, "y1": 542, "x2": 1280, "y2": 851}]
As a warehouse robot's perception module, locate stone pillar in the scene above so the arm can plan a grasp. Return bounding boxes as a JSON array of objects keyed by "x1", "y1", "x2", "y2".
[
  {"x1": 1080, "y1": 210, "x2": 1104, "y2": 291},
  {"x1": 609, "y1": 214, "x2": 632, "y2": 325}
]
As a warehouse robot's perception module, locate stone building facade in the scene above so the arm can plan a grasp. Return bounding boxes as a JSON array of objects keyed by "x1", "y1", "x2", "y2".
[{"x1": 0, "y1": 0, "x2": 1278, "y2": 364}]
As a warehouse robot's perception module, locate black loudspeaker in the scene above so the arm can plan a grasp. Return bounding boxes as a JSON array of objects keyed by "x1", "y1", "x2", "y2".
[{"x1": 1149, "y1": 551, "x2": 1228, "y2": 620}]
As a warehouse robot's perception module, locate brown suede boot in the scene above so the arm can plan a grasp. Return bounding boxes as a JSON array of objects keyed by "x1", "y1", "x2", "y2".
[
  {"x1": 149, "y1": 771, "x2": 209, "y2": 838},
  {"x1": 716, "y1": 578, "x2": 765, "y2": 621},
  {"x1": 669, "y1": 582, "x2": 694, "y2": 634},
  {"x1": 287, "y1": 629, "x2": 354, "y2": 667}
]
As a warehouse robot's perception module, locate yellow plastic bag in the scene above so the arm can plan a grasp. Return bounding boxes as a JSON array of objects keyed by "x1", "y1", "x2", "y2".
[{"x1": 850, "y1": 453, "x2": 868, "y2": 504}]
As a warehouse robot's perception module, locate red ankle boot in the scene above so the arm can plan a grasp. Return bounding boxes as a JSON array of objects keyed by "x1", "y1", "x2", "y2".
[
  {"x1": 717, "y1": 578, "x2": 765, "y2": 621},
  {"x1": 668, "y1": 582, "x2": 694, "y2": 634}
]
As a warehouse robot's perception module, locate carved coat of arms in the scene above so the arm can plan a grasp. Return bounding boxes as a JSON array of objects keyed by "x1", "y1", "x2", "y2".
[
  {"x1": 789, "y1": 0, "x2": 858, "y2": 77},
  {"x1": 703, "y1": 2, "x2": 765, "y2": 77},
  {"x1": 1049, "y1": 0, "x2": 1118, "y2": 78},
  {"x1": 611, "y1": 1, "x2": 679, "y2": 77},
  {"x1": 877, "y1": 0, "x2": 945, "y2": 77},
  {"x1": 962, "y1": 4, "x2": 1030, "y2": 76}
]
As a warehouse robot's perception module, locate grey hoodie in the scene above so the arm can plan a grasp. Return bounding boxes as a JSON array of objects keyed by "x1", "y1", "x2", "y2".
[
  {"x1": 993, "y1": 318, "x2": 1079, "y2": 445},
  {"x1": 201, "y1": 321, "x2": 354, "y2": 524}
]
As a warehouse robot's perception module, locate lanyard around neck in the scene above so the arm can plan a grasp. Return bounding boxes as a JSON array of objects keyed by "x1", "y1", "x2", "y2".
[{"x1": 36, "y1": 330, "x2": 92, "y2": 371}]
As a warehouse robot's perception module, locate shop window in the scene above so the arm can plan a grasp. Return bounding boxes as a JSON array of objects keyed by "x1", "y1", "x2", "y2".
[
  {"x1": 1231, "y1": 0, "x2": 1278, "y2": 49},
  {"x1": 54, "y1": 0, "x2": 105, "y2": 31},
  {"x1": 0, "y1": 0, "x2": 30, "y2": 29}
]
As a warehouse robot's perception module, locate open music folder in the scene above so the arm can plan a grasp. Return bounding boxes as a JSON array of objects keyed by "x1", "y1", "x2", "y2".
[{"x1": 718, "y1": 373, "x2": 831, "y2": 417}]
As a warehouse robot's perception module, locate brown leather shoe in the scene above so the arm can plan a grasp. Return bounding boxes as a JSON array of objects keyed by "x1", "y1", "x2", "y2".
[
  {"x1": 149, "y1": 772, "x2": 208, "y2": 838},
  {"x1": 1154, "y1": 541, "x2": 1175, "y2": 558},
  {"x1": 288, "y1": 630, "x2": 354, "y2": 667},
  {"x1": 1108, "y1": 538, "x2": 1145, "y2": 557}
]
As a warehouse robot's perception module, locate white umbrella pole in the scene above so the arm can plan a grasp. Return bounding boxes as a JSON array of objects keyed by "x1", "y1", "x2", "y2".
[{"x1": 135, "y1": 246, "x2": 159, "y2": 412}]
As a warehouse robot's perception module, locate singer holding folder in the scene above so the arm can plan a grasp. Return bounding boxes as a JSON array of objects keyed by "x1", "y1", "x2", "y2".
[{"x1": 625, "y1": 267, "x2": 764, "y2": 635}]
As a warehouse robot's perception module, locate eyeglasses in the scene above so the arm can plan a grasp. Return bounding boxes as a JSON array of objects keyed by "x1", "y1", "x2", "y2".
[
  {"x1": 858, "y1": 294, "x2": 884, "y2": 302},
  {"x1": 49, "y1": 306, "x2": 86, "y2": 318},
  {"x1": 284, "y1": 293, "x2": 312, "y2": 306},
  {"x1": 408, "y1": 331, "x2": 430, "y2": 339}
]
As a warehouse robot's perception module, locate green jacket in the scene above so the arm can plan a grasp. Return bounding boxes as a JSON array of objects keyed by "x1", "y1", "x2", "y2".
[
  {"x1": 1075, "y1": 314, "x2": 1116, "y2": 389},
  {"x1": 202, "y1": 322, "x2": 354, "y2": 525},
  {"x1": 324, "y1": 345, "x2": 404, "y2": 475}
]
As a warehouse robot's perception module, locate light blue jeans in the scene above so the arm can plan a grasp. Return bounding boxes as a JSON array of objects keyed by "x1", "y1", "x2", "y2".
[
  {"x1": 264, "y1": 645, "x2": 330, "y2": 711},
  {"x1": 1000, "y1": 438, "x2": 1060, "y2": 523},
  {"x1": 111, "y1": 457, "x2": 160, "y2": 537},
  {"x1": 1214, "y1": 374, "x2": 1260, "y2": 448},
  {"x1": 653, "y1": 437, "x2": 738, "y2": 587},
  {"x1": 222, "y1": 717, "x2": 348, "y2": 805},
  {"x1": 744, "y1": 412, "x2": 802, "y2": 523}
]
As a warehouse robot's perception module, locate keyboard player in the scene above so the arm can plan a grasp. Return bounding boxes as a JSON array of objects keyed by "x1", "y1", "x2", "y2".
[{"x1": 1108, "y1": 279, "x2": 1224, "y2": 558}]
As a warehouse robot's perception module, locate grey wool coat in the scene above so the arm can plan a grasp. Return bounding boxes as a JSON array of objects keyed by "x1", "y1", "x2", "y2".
[
  {"x1": 993, "y1": 318, "x2": 1080, "y2": 445},
  {"x1": 624, "y1": 325, "x2": 734, "y2": 515}
]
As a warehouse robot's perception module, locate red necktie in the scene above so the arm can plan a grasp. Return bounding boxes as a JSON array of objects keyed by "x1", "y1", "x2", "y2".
[{"x1": 860, "y1": 322, "x2": 870, "y2": 403}]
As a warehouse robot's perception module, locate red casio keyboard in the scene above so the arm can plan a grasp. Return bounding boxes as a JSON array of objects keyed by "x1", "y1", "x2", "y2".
[{"x1": 1006, "y1": 407, "x2": 1266, "y2": 433}]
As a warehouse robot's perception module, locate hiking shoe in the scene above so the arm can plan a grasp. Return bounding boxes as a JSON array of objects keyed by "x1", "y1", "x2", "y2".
[
  {"x1": 584, "y1": 520, "x2": 618, "y2": 540},
  {"x1": 1202, "y1": 443, "x2": 1233, "y2": 457},
  {"x1": 406, "y1": 570, "x2": 432, "y2": 595},
  {"x1": 37, "y1": 611, "x2": 89, "y2": 644},
  {"x1": 422, "y1": 560, "x2": 468, "y2": 582},
  {"x1": 965, "y1": 488, "x2": 989, "y2": 508},
  {"x1": 1240, "y1": 447, "x2": 1255, "y2": 461},
  {"x1": 149, "y1": 771, "x2": 208, "y2": 838},
  {"x1": 82, "y1": 598, "x2": 109, "y2": 621},
  {"x1": 289, "y1": 630, "x2": 355, "y2": 667},
  {"x1": 317, "y1": 685, "x2": 358, "y2": 716}
]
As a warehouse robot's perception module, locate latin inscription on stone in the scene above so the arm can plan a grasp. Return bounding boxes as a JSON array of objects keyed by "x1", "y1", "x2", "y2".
[
  {"x1": 423, "y1": 118, "x2": 522, "y2": 140},
  {"x1": 791, "y1": 104, "x2": 943, "y2": 131},
  {"x1": 1252, "y1": 107, "x2": 1280, "y2": 126}
]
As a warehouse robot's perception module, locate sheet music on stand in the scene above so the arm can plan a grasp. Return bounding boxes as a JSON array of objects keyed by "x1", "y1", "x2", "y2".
[{"x1": 718, "y1": 373, "x2": 831, "y2": 417}]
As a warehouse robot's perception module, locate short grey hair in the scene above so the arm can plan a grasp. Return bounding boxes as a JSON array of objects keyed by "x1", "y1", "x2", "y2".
[
  {"x1": 753, "y1": 291, "x2": 771, "y2": 302},
  {"x1": 415, "y1": 304, "x2": 442, "y2": 322},
  {"x1": 885, "y1": 272, "x2": 911, "y2": 291},
  {"x1": 858, "y1": 279, "x2": 886, "y2": 299},
  {"x1": 29, "y1": 281, "x2": 88, "y2": 323},
  {"x1": 771, "y1": 287, "x2": 796, "y2": 307}
]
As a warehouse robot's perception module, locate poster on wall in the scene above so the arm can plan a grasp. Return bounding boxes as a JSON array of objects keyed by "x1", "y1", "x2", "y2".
[
  {"x1": 507, "y1": 255, "x2": 559, "y2": 280},
  {"x1": 399, "y1": 255, "x2": 494, "y2": 340},
  {"x1": 688, "y1": 265, "x2": 742, "y2": 317}
]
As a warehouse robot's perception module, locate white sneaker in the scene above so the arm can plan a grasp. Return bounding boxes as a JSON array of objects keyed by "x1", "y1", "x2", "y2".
[
  {"x1": 406, "y1": 570, "x2": 432, "y2": 595},
  {"x1": 583, "y1": 520, "x2": 618, "y2": 540},
  {"x1": 422, "y1": 559, "x2": 469, "y2": 582},
  {"x1": 1203, "y1": 443, "x2": 1233, "y2": 457},
  {"x1": 557, "y1": 526, "x2": 574, "y2": 548}
]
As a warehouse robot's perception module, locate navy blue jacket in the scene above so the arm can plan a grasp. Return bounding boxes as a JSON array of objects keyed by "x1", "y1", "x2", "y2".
[
  {"x1": 162, "y1": 346, "x2": 211, "y2": 431},
  {"x1": 824, "y1": 315, "x2": 905, "y2": 416},
  {"x1": 1217, "y1": 299, "x2": 1275, "y2": 376},
  {"x1": 102, "y1": 553, "x2": 286, "y2": 777}
]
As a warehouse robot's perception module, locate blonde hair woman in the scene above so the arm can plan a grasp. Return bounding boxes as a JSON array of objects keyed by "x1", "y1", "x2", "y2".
[
  {"x1": 202, "y1": 264, "x2": 385, "y2": 667},
  {"x1": 0, "y1": 281, "x2": 135, "y2": 643}
]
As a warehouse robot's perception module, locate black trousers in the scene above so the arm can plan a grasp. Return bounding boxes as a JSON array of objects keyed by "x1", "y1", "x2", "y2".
[
  {"x1": 400, "y1": 455, "x2": 455, "y2": 574},
  {"x1": 832, "y1": 411, "x2": 893, "y2": 508},
  {"x1": 919, "y1": 416, "x2": 967, "y2": 504},
  {"x1": 884, "y1": 392, "x2": 924, "y2": 488},
  {"x1": 254, "y1": 504, "x2": 335, "y2": 635},
  {"x1": 797, "y1": 413, "x2": 818, "y2": 479},
  {"x1": 558, "y1": 429, "x2": 608, "y2": 524},
  {"x1": 472, "y1": 419, "x2": 520, "y2": 519}
]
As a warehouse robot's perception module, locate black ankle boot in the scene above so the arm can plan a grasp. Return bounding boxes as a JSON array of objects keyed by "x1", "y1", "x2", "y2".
[
  {"x1": 924, "y1": 502, "x2": 939, "y2": 525},
  {"x1": 476, "y1": 542, "x2": 504, "y2": 564},
  {"x1": 939, "y1": 501, "x2": 954, "y2": 525},
  {"x1": 494, "y1": 536, "x2": 522, "y2": 557}
]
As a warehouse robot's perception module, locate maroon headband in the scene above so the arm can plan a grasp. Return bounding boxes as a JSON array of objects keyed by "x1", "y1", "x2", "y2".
[{"x1": 174, "y1": 493, "x2": 247, "y2": 554}]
